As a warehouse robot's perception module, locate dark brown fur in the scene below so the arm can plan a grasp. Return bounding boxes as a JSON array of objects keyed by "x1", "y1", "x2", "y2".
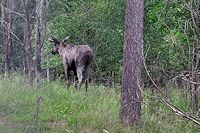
[{"x1": 50, "y1": 37, "x2": 94, "y2": 91}]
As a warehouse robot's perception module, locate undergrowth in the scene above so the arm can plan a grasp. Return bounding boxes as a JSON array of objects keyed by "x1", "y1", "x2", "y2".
[{"x1": 0, "y1": 76, "x2": 199, "y2": 133}]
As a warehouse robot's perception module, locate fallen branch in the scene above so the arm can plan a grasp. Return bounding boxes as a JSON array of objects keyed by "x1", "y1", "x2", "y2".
[{"x1": 143, "y1": 60, "x2": 200, "y2": 126}]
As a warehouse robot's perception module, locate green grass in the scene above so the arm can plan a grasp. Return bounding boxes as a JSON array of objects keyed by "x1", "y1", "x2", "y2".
[{"x1": 0, "y1": 76, "x2": 199, "y2": 133}]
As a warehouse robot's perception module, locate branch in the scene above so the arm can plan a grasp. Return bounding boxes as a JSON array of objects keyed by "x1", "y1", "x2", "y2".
[
  {"x1": 143, "y1": 59, "x2": 200, "y2": 126},
  {"x1": 0, "y1": 19, "x2": 23, "y2": 44},
  {"x1": 0, "y1": 3, "x2": 26, "y2": 20}
]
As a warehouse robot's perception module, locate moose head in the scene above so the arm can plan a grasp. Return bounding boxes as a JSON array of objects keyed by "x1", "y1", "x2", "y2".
[
  {"x1": 50, "y1": 37, "x2": 60, "y2": 55},
  {"x1": 50, "y1": 36, "x2": 70, "y2": 55}
]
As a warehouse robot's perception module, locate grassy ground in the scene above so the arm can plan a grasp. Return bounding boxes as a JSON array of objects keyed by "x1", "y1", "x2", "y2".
[{"x1": 0, "y1": 76, "x2": 199, "y2": 133}]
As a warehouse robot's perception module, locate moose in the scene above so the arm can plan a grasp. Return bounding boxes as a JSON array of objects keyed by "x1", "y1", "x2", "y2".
[{"x1": 50, "y1": 36, "x2": 94, "y2": 91}]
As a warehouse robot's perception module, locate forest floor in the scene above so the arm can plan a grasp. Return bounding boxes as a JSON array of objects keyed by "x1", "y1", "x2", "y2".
[{"x1": 0, "y1": 76, "x2": 199, "y2": 133}]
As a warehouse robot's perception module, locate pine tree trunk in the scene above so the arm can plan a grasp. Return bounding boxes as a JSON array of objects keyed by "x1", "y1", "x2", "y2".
[{"x1": 120, "y1": 0, "x2": 144, "y2": 127}]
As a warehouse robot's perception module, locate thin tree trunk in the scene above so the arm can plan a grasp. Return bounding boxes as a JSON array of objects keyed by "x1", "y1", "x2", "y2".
[
  {"x1": 35, "y1": 0, "x2": 43, "y2": 83},
  {"x1": 191, "y1": 57, "x2": 198, "y2": 111},
  {"x1": 3, "y1": 0, "x2": 13, "y2": 77},
  {"x1": 120, "y1": 0, "x2": 144, "y2": 128},
  {"x1": 46, "y1": 54, "x2": 50, "y2": 81},
  {"x1": 190, "y1": 0, "x2": 199, "y2": 111},
  {"x1": 35, "y1": 14, "x2": 42, "y2": 83},
  {"x1": 46, "y1": 67, "x2": 50, "y2": 81},
  {"x1": 23, "y1": 0, "x2": 33, "y2": 81}
]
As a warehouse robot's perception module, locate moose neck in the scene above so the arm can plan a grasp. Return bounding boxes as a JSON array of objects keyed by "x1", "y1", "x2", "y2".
[{"x1": 58, "y1": 42, "x2": 67, "y2": 55}]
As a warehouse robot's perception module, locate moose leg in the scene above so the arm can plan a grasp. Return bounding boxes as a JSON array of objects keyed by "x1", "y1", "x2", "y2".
[
  {"x1": 85, "y1": 78, "x2": 88, "y2": 92},
  {"x1": 63, "y1": 64, "x2": 70, "y2": 88},
  {"x1": 73, "y1": 69, "x2": 78, "y2": 88},
  {"x1": 84, "y1": 67, "x2": 89, "y2": 91},
  {"x1": 77, "y1": 67, "x2": 84, "y2": 90}
]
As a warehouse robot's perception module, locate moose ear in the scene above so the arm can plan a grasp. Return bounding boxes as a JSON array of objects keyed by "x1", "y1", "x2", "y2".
[
  {"x1": 62, "y1": 36, "x2": 70, "y2": 42},
  {"x1": 50, "y1": 36, "x2": 60, "y2": 44}
]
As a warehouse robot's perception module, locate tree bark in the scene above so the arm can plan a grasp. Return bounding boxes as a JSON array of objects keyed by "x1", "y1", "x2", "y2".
[
  {"x1": 120, "y1": 0, "x2": 144, "y2": 127},
  {"x1": 2, "y1": 0, "x2": 14, "y2": 77},
  {"x1": 35, "y1": 0, "x2": 43, "y2": 83},
  {"x1": 23, "y1": 0, "x2": 33, "y2": 81},
  {"x1": 190, "y1": 0, "x2": 200, "y2": 111}
]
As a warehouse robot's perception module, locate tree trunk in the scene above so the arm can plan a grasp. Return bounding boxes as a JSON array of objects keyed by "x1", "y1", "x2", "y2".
[
  {"x1": 46, "y1": 54, "x2": 50, "y2": 81},
  {"x1": 190, "y1": 0, "x2": 200, "y2": 111},
  {"x1": 23, "y1": 0, "x2": 33, "y2": 81},
  {"x1": 120, "y1": 0, "x2": 144, "y2": 127},
  {"x1": 2, "y1": 0, "x2": 14, "y2": 77},
  {"x1": 35, "y1": 0, "x2": 43, "y2": 83}
]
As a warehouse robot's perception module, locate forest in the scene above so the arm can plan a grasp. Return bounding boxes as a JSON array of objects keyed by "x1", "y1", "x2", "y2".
[{"x1": 0, "y1": 0, "x2": 200, "y2": 132}]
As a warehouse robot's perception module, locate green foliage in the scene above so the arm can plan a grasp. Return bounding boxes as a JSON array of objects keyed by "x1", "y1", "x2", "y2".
[
  {"x1": 41, "y1": 0, "x2": 197, "y2": 85},
  {"x1": 0, "y1": 0, "x2": 196, "y2": 86},
  {"x1": 141, "y1": 0, "x2": 197, "y2": 88},
  {"x1": 144, "y1": 0, "x2": 192, "y2": 72},
  {"x1": 0, "y1": 76, "x2": 199, "y2": 132},
  {"x1": 0, "y1": 0, "x2": 194, "y2": 85},
  {"x1": 42, "y1": 0, "x2": 125, "y2": 78}
]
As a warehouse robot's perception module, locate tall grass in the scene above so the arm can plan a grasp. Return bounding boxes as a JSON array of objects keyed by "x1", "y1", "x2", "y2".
[{"x1": 0, "y1": 76, "x2": 199, "y2": 133}]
